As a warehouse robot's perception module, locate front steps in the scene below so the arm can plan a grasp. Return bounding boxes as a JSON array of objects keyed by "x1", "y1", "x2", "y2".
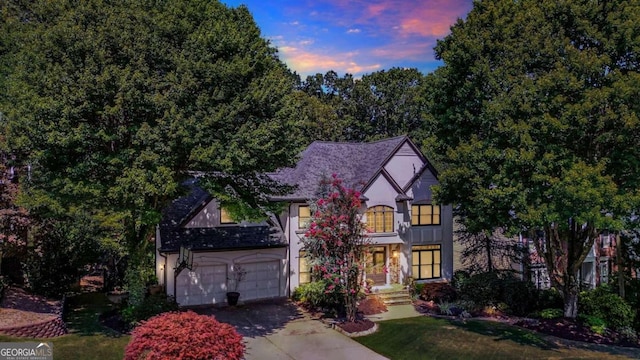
[{"x1": 373, "y1": 289, "x2": 412, "y2": 306}]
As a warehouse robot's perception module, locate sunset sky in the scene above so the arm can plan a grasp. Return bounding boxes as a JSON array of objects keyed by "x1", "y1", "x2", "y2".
[{"x1": 222, "y1": 0, "x2": 473, "y2": 78}]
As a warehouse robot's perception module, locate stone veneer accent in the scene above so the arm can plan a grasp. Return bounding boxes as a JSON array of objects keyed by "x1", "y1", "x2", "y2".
[{"x1": 0, "y1": 295, "x2": 68, "y2": 338}]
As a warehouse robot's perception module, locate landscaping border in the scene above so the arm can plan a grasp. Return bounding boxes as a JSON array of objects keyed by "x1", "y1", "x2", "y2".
[
  {"x1": 0, "y1": 295, "x2": 67, "y2": 338},
  {"x1": 334, "y1": 322, "x2": 379, "y2": 338}
]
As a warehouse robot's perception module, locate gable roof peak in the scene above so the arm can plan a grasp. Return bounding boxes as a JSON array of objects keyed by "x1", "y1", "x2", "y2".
[{"x1": 271, "y1": 136, "x2": 416, "y2": 200}]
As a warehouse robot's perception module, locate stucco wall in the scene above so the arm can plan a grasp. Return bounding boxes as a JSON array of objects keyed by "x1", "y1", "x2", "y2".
[{"x1": 383, "y1": 142, "x2": 424, "y2": 188}]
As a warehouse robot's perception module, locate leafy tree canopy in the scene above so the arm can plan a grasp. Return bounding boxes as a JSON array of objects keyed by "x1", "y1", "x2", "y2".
[
  {"x1": 425, "y1": 0, "x2": 640, "y2": 317},
  {"x1": 295, "y1": 68, "x2": 427, "y2": 143},
  {"x1": 0, "y1": 0, "x2": 300, "y2": 254}
]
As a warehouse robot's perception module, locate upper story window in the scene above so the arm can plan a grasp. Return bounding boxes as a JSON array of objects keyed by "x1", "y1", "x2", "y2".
[
  {"x1": 411, "y1": 204, "x2": 440, "y2": 226},
  {"x1": 298, "y1": 205, "x2": 311, "y2": 229},
  {"x1": 220, "y1": 208, "x2": 236, "y2": 224},
  {"x1": 366, "y1": 206, "x2": 394, "y2": 233}
]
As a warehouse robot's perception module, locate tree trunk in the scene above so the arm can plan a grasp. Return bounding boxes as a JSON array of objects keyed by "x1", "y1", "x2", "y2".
[
  {"x1": 563, "y1": 287, "x2": 579, "y2": 318},
  {"x1": 485, "y1": 233, "x2": 493, "y2": 273},
  {"x1": 345, "y1": 270, "x2": 359, "y2": 322},
  {"x1": 616, "y1": 232, "x2": 625, "y2": 298}
]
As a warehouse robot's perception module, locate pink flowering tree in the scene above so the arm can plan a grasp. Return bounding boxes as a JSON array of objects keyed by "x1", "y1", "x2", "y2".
[{"x1": 301, "y1": 175, "x2": 370, "y2": 321}]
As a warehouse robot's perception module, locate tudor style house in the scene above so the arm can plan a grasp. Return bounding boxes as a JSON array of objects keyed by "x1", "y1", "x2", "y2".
[{"x1": 155, "y1": 136, "x2": 453, "y2": 307}]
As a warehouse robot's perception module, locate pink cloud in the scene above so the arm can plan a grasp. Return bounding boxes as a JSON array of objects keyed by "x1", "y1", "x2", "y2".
[
  {"x1": 278, "y1": 46, "x2": 381, "y2": 76},
  {"x1": 397, "y1": 7, "x2": 460, "y2": 37},
  {"x1": 371, "y1": 41, "x2": 432, "y2": 61},
  {"x1": 318, "y1": 0, "x2": 469, "y2": 38},
  {"x1": 267, "y1": 0, "x2": 472, "y2": 75}
]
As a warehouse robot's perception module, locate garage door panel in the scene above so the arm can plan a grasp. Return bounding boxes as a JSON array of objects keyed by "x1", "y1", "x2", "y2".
[
  {"x1": 236, "y1": 261, "x2": 281, "y2": 301},
  {"x1": 176, "y1": 264, "x2": 227, "y2": 306}
]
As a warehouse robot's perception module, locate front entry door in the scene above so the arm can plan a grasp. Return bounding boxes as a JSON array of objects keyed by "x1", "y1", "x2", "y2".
[{"x1": 366, "y1": 246, "x2": 387, "y2": 285}]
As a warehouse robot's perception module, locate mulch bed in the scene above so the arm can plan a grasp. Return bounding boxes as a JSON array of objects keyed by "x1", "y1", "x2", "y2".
[
  {"x1": 517, "y1": 318, "x2": 640, "y2": 348},
  {"x1": 335, "y1": 318, "x2": 376, "y2": 333},
  {"x1": 413, "y1": 299, "x2": 439, "y2": 315},
  {"x1": 414, "y1": 300, "x2": 639, "y2": 348},
  {"x1": 295, "y1": 295, "x2": 386, "y2": 335},
  {"x1": 358, "y1": 296, "x2": 387, "y2": 315},
  {"x1": 331, "y1": 296, "x2": 385, "y2": 334},
  {"x1": 79, "y1": 275, "x2": 104, "y2": 292}
]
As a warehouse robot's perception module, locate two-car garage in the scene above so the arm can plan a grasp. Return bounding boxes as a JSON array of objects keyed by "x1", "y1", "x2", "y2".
[{"x1": 172, "y1": 251, "x2": 286, "y2": 307}]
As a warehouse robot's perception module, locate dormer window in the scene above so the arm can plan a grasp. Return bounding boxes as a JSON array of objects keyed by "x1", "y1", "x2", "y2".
[
  {"x1": 365, "y1": 206, "x2": 394, "y2": 233},
  {"x1": 411, "y1": 204, "x2": 440, "y2": 226},
  {"x1": 220, "y1": 208, "x2": 236, "y2": 224}
]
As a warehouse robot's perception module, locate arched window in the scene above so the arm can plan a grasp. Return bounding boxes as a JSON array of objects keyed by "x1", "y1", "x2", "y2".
[{"x1": 365, "y1": 206, "x2": 394, "y2": 233}]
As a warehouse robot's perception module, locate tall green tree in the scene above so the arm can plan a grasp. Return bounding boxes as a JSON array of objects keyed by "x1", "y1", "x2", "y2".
[
  {"x1": 426, "y1": 0, "x2": 640, "y2": 318},
  {"x1": 296, "y1": 71, "x2": 356, "y2": 142},
  {"x1": 296, "y1": 68, "x2": 427, "y2": 143},
  {"x1": 0, "y1": 0, "x2": 299, "y2": 287},
  {"x1": 350, "y1": 67, "x2": 426, "y2": 141}
]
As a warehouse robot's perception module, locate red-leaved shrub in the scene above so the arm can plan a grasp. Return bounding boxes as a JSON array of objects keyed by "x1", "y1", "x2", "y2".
[
  {"x1": 420, "y1": 282, "x2": 456, "y2": 302},
  {"x1": 124, "y1": 311, "x2": 244, "y2": 360}
]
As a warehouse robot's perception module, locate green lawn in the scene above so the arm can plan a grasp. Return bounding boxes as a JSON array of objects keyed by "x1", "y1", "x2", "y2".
[
  {"x1": 0, "y1": 292, "x2": 129, "y2": 360},
  {"x1": 355, "y1": 317, "x2": 639, "y2": 360}
]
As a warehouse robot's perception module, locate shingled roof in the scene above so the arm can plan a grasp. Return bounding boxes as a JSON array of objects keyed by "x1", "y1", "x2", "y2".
[
  {"x1": 158, "y1": 179, "x2": 286, "y2": 253},
  {"x1": 270, "y1": 135, "x2": 408, "y2": 200},
  {"x1": 159, "y1": 136, "x2": 412, "y2": 252}
]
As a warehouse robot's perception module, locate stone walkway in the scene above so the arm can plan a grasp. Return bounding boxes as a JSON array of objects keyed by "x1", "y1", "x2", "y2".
[{"x1": 365, "y1": 304, "x2": 421, "y2": 322}]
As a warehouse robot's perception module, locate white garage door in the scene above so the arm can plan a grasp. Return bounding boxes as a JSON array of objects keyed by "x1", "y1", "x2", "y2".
[
  {"x1": 176, "y1": 264, "x2": 227, "y2": 306},
  {"x1": 236, "y1": 261, "x2": 281, "y2": 301}
]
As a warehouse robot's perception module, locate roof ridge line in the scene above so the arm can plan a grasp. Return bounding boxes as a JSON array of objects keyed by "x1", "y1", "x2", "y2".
[{"x1": 308, "y1": 135, "x2": 408, "y2": 146}]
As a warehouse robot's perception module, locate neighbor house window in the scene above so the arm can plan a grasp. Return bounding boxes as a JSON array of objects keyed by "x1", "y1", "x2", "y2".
[
  {"x1": 599, "y1": 260, "x2": 609, "y2": 283},
  {"x1": 220, "y1": 208, "x2": 236, "y2": 224},
  {"x1": 299, "y1": 250, "x2": 311, "y2": 284},
  {"x1": 412, "y1": 244, "x2": 441, "y2": 280},
  {"x1": 365, "y1": 206, "x2": 394, "y2": 233},
  {"x1": 600, "y1": 232, "x2": 611, "y2": 248},
  {"x1": 411, "y1": 204, "x2": 441, "y2": 225},
  {"x1": 298, "y1": 205, "x2": 311, "y2": 229}
]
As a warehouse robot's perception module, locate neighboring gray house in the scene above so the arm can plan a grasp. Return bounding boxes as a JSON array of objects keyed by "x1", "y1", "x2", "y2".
[{"x1": 155, "y1": 136, "x2": 454, "y2": 306}]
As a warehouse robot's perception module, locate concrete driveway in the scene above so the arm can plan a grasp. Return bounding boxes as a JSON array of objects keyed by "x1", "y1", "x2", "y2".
[{"x1": 198, "y1": 299, "x2": 388, "y2": 360}]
